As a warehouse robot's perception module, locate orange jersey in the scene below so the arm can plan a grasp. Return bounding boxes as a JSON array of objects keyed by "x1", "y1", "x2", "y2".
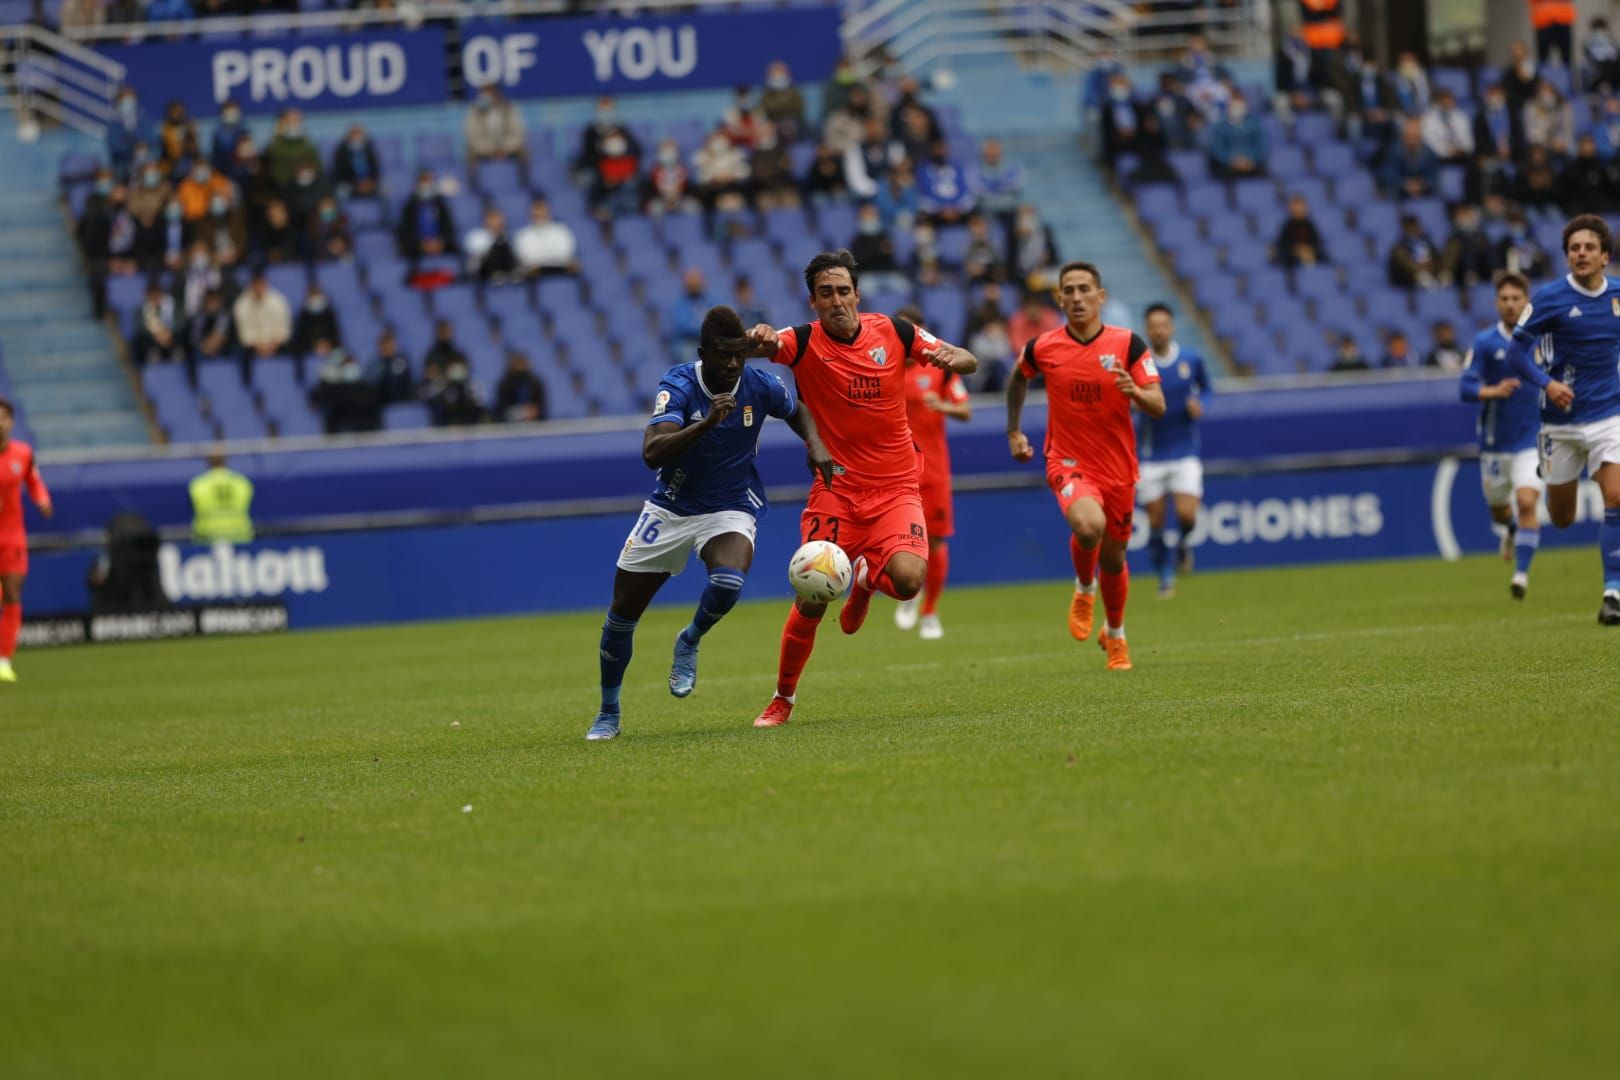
[
  {"x1": 903, "y1": 363, "x2": 968, "y2": 482},
  {"x1": 1019, "y1": 323, "x2": 1158, "y2": 489},
  {"x1": 772, "y1": 313, "x2": 940, "y2": 489},
  {"x1": 0, "y1": 439, "x2": 49, "y2": 544}
]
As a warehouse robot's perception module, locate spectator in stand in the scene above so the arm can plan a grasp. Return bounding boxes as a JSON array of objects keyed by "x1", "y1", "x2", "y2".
[
  {"x1": 58, "y1": 0, "x2": 103, "y2": 29},
  {"x1": 1272, "y1": 193, "x2": 1326, "y2": 267},
  {"x1": 962, "y1": 285, "x2": 1011, "y2": 390},
  {"x1": 128, "y1": 159, "x2": 172, "y2": 234},
  {"x1": 233, "y1": 269, "x2": 291, "y2": 365},
  {"x1": 309, "y1": 197, "x2": 351, "y2": 262},
  {"x1": 197, "y1": 186, "x2": 248, "y2": 266},
  {"x1": 848, "y1": 202, "x2": 904, "y2": 292},
  {"x1": 1274, "y1": 28, "x2": 1317, "y2": 118},
  {"x1": 968, "y1": 138, "x2": 1024, "y2": 230},
  {"x1": 514, "y1": 198, "x2": 578, "y2": 278},
  {"x1": 1515, "y1": 144, "x2": 1562, "y2": 206},
  {"x1": 423, "y1": 318, "x2": 469, "y2": 375},
  {"x1": 803, "y1": 141, "x2": 849, "y2": 204},
  {"x1": 1466, "y1": 146, "x2": 1517, "y2": 210},
  {"x1": 1421, "y1": 90, "x2": 1474, "y2": 164},
  {"x1": 264, "y1": 109, "x2": 318, "y2": 194},
  {"x1": 137, "y1": 199, "x2": 188, "y2": 275},
  {"x1": 693, "y1": 131, "x2": 750, "y2": 211},
  {"x1": 258, "y1": 199, "x2": 298, "y2": 264},
  {"x1": 824, "y1": 82, "x2": 876, "y2": 154},
  {"x1": 366, "y1": 329, "x2": 417, "y2": 405},
  {"x1": 1493, "y1": 207, "x2": 1550, "y2": 277},
  {"x1": 283, "y1": 158, "x2": 328, "y2": 244},
  {"x1": 1329, "y1": 333, "x2": 1370, "y2": 372},
  {"x1": 909, "y1": 222, "x2": 942, "y2": 278},
  {"x1": 133, "y1": 280, "x2": 181, "y2": 365},
  {"x1": 733, "y1": 275, "x2": 770, "y2": 329},
  {"x1": 821, "y1": 54, "x2": 864, "y2": 122},
  {"x1": 588, "y1": 125, "x2": 643, "y2": 219},
  {"x1": 962, "y1": 214, "x2": 1005, "y2": 284},
  {"x1": 1387, "y1": 212, "x2": 1440, "y2": 289},
  {"x1": 1148, "y1": 73, "x2": 1201, "y2": 152},
  {"x1": 1379, "y1": 330, "x2": 1415, "y2": 369},
  {"x1": 1208, "y1": 95, "x2": 1268, "y2": 180},
  {"x1": 1338, "y1": 46, "x2": 1397, "y2": 162},
  {"x1": 398, "y1": 171, "x2": 454, "y2": 261},
  {"x1": 576, "y1": 96, "x2": 621, "y2": 174},
  {"x1": 1390, "y1": 51, "x2": 1431, "y2": 115},
  {"x1": 1007, "y1": 291, "x2": 1062, "y2": 357},
  {"x1": 1502, "y1": 41, "x2": 1539, "y2": 114},
  {"x1": 173, "y1": 241, "x2": 222, "y2": 321},
  {"x1": 157, "y1": 101, "x2": 200, "y2": 177},
  {"x1": 175, "y1": 158, "x2": 234, "y2": 223},
  {"x1": 465, "y1": 84, "x2": 527, "y2": 171},
  {"x1": 874, "y1": 163, "x2": 919, "y2": 232},
  {"x1": 209, "y1": 100, "x2": 246, "y2": 175},
  {"x1": 721, "y1": 86, "x2": 763, "y2": 150},
  {"x1": 1008, "y1": 203, "x2": 1059, "y2": 292},
  {"x1": 1596, "y1": 96, "x2": 1620, "y2": 160},
  {"x1": 1425, "y1": 321, "x2": 1465, "y2": 371},
  {"x1": 1584, "y1": 17, "x2": 1620, "y2": 94},
  {"x1": 843, "y1": 116, "x2": 898, "y2": 199},
  {"x1": 420, "y1": 355, "x2": 486, "y2": 427},
  {"x1": 750, "y1": 122, "x2": 799, "y2": 210},
  {"x1": 1175, "y1": 33, "x2": 1231, "y2": 88},
  {"x1": 1080, "y1": 46, "x2": 1126, "y2": 134},
  {"x1": 495, "y1": 351, "x2": 548, "y2": 423},
  {"x1": 894, "y1": 106, "x2": 935, "y2": 167},
  {"x1": 892, "y1": 74, "x2": 943, "y2": 137},
  {"x1": 645, "y1": 138, "x2": 698, "y2": 215},
  {"x1": 1099, "y1": 72, "x2": 1142, "y2": 171},
  {"x1": 147, "y1": 0, "x2": 195, "y2": 21},
  {"x1": 332, "y1": 125, "x2": 380, "y2": 199},
  {"x1": 1522, "y1": 80, "x2": 1574, "y2": 156},
  {"x1": 187, "y1": 287, "x2": 235, "y2": 366},
  {"x1": 1474, "y1": 83, "x2": 1522, "y2": 163},
  {"x1": 463, "y1": 208, "x2": 519, "y2": 284},
  {"x1": 1563, "y1": 136, "x2": 1619, "y2": 212},
  {"x1": 290, "y1": 283, "x2": 341, "y2": 356},
  {"x1": 1441, "y1": 202, "x2": 1494, "y2": 287},
  {"x1": 916, "y1": 140, "x2": 975, "y2": 225},
  {"x1": 760, "y1": 61, "x2": 807, "y2": 143},
  {"x1": 104, "y1": 185, "x2": 139, "y2": 277},
  {"x1": 309, "y1": 339, "x2": 379, "y2": 434},
  {"x1": 1380, "y1": 117, "x2": 1440, "y2": 198},
  {"x1": 664, "y1": 268, "x2": 713, "y2": 357},
  {"x1": 1528, "y1": 0, "x2": 1575, "y2": 67}
]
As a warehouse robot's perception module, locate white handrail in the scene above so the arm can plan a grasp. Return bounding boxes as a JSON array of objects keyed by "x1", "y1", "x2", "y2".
[{"x1": 1, "y1": 22, "x2": 127, "y2": 138}]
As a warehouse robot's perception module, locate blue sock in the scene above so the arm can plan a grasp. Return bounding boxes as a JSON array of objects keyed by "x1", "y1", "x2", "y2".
[
  {"x1": 686, "y1": 567, "x2": 746, "y2": 641},
  {"x1": 1604, "y1": 509, "x2": 1620, "y2": 594},
  {"x1": 1514, "y1": 528, "x2": 1539, "y2": 575},
  {"x1": 1148, "y1": 529, "x2": 1168, "y2": 579},
  {"x1": 599, "y1": 612, "x2": 637, "y2": 714}
]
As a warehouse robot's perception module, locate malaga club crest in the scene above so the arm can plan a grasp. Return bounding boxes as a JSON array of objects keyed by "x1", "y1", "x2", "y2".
[
  {"x1": 1098, "y1": 354, "x2": 1117, "y2": 372},
  {"x1": 868, "y1": 346, "x2": 888, "y2": 366}
]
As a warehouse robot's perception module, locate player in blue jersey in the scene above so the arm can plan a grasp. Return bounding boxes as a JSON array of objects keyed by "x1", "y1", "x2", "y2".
[
  {"x1": 1135, "y1": 304, "x2": 1212, "y2": 597},
  {"x1": 587, "y1": 307, "x2": 835, "y2": 740},
  {"x1": 1460, "y1": 272, "x2": 1545, "y2": 600},
  {"x1": 1505, "y1": 214, "x2": 1620, "y2": 625}
]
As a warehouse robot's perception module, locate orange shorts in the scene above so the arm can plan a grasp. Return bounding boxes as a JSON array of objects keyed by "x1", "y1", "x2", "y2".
[
  {"x1": 801, "y1": 481, "x2": 928, "y2": 573},
  {"x1": 919, "y1": 470, "x2": 953, "y2": 540},
  {"x1": 0, "y1": 544, "x2": 26, "y2": 576},
  {"x1": 1045, "y1": 465, "x2": 1135, "y2": 543}
]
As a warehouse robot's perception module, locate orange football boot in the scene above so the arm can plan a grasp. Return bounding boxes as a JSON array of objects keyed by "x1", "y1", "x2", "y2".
[
  {"x1": 1068, "y1": 589, "x2": 1095, "y2": 641},
  {"x1": 1099, "y1": 633, "x2": 1133, "y2": 671},
  {"x1": 754, "y1": 696, "x2": 794, "y2": 727}
]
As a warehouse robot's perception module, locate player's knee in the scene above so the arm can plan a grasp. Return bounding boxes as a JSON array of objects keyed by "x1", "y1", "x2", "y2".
[{"x1": 1549, "y1": 506, "x2": 1577, "y2": 528}]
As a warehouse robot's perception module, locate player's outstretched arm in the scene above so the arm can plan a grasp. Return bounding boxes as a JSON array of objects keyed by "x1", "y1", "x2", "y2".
[
  {"x1": 26, "y1": 456, "x2": 52, "y2": 518},
  {"x1": 924, "y1": 340, "x2": 979, "y2": 376},
  {"x1": 642, "y1": 399, "x2": 734, "y2": 469},
  {"x1": 785, "y1": 401, "x2": 837, "y2": 488},
  {"x1": 745, "y1": 324, "x2": 781, "y2": 359},
  {"x1": 1006, "y1": 365, "x2": 1034, "y2": 462}
]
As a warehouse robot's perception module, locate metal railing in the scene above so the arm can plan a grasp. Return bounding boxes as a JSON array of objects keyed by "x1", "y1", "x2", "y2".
[{"x1": 1, "y1": 22, "x2": 125, "y2": 138}]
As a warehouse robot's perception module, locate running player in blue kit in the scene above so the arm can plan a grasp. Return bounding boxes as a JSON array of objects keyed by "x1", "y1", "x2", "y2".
[{"x1": 1135, "y1": 304, "x2": 1212, "y2": 597}]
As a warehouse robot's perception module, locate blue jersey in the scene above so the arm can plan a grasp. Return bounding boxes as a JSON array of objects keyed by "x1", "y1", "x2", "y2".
[
  {"x1": 1508, "y1": 273, "x2": 1620, "y2": 425},
  {"x1": 1136, "y1": 344, "x2": 1211, "y2": 461},
  {"x1": 644, "y1": 362, "x2": 796, "y2": 518},
  {"x1": 1460, "y1": 323, "x2": 1541, "y2": 453}
]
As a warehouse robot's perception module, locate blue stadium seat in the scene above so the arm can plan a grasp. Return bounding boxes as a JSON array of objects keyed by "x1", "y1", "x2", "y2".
[
  {"x1": 1232, "y1": 180, "x2": 1278, "y2": 218},
  {"x1": 1168, "y1": 150, "x2": 1209, "y2": 183},
  {"x1": 474, "y1": 159, "x2": 527, "y2": 198},
  {"x1": 383, "y1": 403, "x2": 432, "y2": 431},
  {"x1": 1293, "y1": 113, "x2": 1337, "y2": 147},
  {"x1": 1268, "y1": 146, "x2": 1309, "y2": 179},
  {"x1": 1312, "y1": 143, "x2": 1356, "y2": 177},
  {"x1": 1184, "y1": 182, "x2": 1229, "y2": 221}
]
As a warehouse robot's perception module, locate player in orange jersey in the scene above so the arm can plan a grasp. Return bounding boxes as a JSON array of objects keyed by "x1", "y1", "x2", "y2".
[
  {"x1": 1005, "y1": 262, "x2": 1165, "y2": 671},
  {"x1": 891, "y1": 306, "x2": 971, "y2": 640},
  {"x1": 745, "y1": 250, "x2": 979, "y2": 726},
  {"x1": 0, "y1": 397, "x2": 54, "y2": 683}
]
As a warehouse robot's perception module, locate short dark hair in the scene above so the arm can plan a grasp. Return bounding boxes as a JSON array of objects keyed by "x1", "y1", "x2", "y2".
[
  {"x1": 1057, "y1": 261, "x2": 1103, "y2": 288},
  {"x1": 1144, "y1": 302, "x2": 1174, "y2": 320},
  {"x1": 0, "y1": 396, "x2": 12, "y2": 418},
  {"x1": 895, "y1": 304, "x2": 925, "y2": 327},
  {"x1": 1494, "y1": 270, "x2": 1530, "y2": 294},
  {"x1": 1563, "y1": 213, "x2": 1613, "y2": 255},
  {"x1": 700, "y1": 305, "x2": 749, "y2": 353},
  {"x1": 803, "y1": 249, "x2": 860, "y2": 295}
]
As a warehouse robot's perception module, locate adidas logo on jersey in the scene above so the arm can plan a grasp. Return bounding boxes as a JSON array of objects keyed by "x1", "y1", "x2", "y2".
[{"x1": 1569, "y1": 305, "x2": 1583, "y2": 318}]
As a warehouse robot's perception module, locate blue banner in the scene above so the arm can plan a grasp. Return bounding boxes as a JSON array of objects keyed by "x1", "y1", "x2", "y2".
[
  {"x1": 21, "y1": 463, "x2": 1608, "y2": 632},
  {"x1": 460, "y1": 9, "x2": 843, "y2": 98},
  {"x1": 98, "y1": 28, "x2": 449, "y2": 115}
]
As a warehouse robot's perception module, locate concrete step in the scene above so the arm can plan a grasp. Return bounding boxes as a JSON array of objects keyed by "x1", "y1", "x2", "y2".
[
  {"x1": 1, "y1": 348, "x2": 122, "y2": 379},
  {"x1": 11, "y1": 378, "x2": 138, "y2": 414},
  {"x1": 28, "y1": 411, "x2": 152, "y2": 449},
  {"x1": 0, "y1": 296, "x2": 93, "y2": 323},
  {"x1": 0, "y1": 227, "x2": 69, "y2": 256},
  {"x1": 1, "y1": 325, "x2": 117, "y2": 356}
]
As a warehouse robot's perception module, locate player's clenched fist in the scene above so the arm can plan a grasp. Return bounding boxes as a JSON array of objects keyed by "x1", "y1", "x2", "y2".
[
  {"x1": 1008, "y1": 430, "x2": 1035, "y2": 462},
  {"x1": 746, "y1": 325, "x2": 780, "y2": 354},
  {"x1": 704, "y1": 393, "x2": 736, "y2": 427}
]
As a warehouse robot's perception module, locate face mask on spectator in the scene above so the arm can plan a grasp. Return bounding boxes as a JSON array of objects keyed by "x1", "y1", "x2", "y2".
[
  {"x1": 209, "y1": 196, "x2": 229, "y2": 215},
  {"x1": 222, "y1": 108, "x2": 241, "y2": 125},
  {"x1": 165, "y1": 203, "x2": 183, "y2": 221},
  {"x1": 416, "y1": 182, "x2": 433, "y2": 198},
  {"x1": 605, "y1": 136, "x2": 629, "y2": 156},
  {"x1": 859, "y1": 217, "x2": 883, "y2": 236},
  {"x1": 448, "y1": 360, "x2": 469, "y2": 381},
  {"x1": 658, "y1": 146, "x2": 680, "y2": 165},
  {"x1": 1109, "y1": 86, "x2": 1130, "y2": 102},
  {"x1": 282, "y1": 122, "x2": 303, "y2": 139},
  {"x1": 191, "y1": 251, "x2": 210, "y2": 269},
  {"x1": 767, "y1": 72, "x2": 791, "y2": 91},
  {"x1": 296, "y1": 168, "x2": 316, "y2": 187},
  {"x1": 1228, "y1": 103, "x2": 1247, "y2": 122},
  {"x1": 1538, "y1": 90, "x2": 1557, "y2": 107},
  {"x1": 118, "y1": 96, "x2": 137, "y2": 118},
  {"x1": 320, "y1": 205, "x2": 337, "y2": 224},
  {"x1": 477, "y1": 93, "x2": 494, "y2": 111},
  {"x1": 143, "y1": 168, "x2": 162, "y2": 187},
  {"x1": 595, "y1": 106, "x2": 617, "y2": 130},
  {"x1": 194, "y1": 165, "x2": 211, "y2": 182},
  {"x1": 307, "y1": 296, "x2": 327, "y2": 313},
  {"x1": 95, "y1": 178, "x2": 112, "y2": 195}
]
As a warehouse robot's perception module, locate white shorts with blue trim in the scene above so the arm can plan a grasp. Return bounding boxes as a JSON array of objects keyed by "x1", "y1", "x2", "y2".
[
  {"x1": 1480, "y1": 448, "x2": 1544, "y2": 507},
  {"x1": 1539, "y1": 417, "x2": 1620, "y2": 487},
  {"x1": 1137, "y1": 456, "x2": 1204, "y2": 502},
  {"x1": 616, "y1": 501, "x2": 758, "y2": 576}
]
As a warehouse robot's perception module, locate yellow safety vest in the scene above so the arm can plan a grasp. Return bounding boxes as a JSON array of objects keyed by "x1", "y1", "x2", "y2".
[{"x1": 189, "y1": 467, "x2": 255, "y2": 543}]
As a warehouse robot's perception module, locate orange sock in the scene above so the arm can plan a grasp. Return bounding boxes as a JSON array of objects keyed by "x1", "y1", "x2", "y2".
[
  {"x1": 921, "y1": 544, "x2": 948, "y2": 615},
  {"x1": 1070, "y1": 534, "x2": 1099, "y2": 588},
  {"x1": 0, "y1": 602, "x2": 19, "y2": 659},
  {"x1": 1100, "y1": 565, "x2": 1129, "y2": 631},
  {"x1": 775, "y1": 604, "x2": 822, "y2": 698}
]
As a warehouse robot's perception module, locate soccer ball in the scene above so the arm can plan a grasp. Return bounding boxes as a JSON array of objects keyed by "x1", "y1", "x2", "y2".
[{"x1": 788, "y1": 541, "x2": 852, "y2": 603}]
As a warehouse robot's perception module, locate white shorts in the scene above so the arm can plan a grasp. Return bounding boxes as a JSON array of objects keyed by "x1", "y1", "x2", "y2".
[
  {"x1": 1137, "y1": 457, "x2": 1204, "y2": 502},
  {"x1": 1539, "y1": 417, "x2": 1620, "y2": 487},
  {"x1": 616, "y1": 501, "x2": 757, "y2": 576},
  {"x1": 1480, "y1": 448, "x2": 1544, "y2": 507}
]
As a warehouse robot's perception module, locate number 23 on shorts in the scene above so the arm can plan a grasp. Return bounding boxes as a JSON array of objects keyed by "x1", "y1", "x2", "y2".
[{"x1": 806, "y1": 514, "x2": 841, "y2": 544}]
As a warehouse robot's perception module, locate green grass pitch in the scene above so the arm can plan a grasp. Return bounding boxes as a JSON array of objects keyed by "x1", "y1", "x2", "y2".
[{"x1": 2, "y1": 550, "x2": 1618, "y2": 1078}]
